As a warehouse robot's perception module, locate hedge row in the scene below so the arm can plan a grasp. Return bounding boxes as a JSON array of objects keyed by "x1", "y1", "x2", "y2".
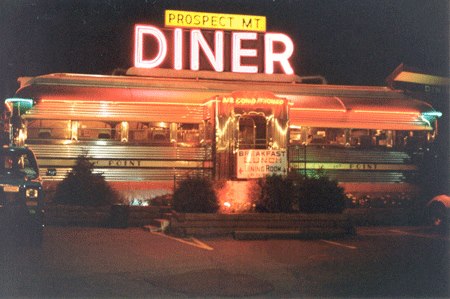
[{"x1": 173, "y1": 172, "x2": 346, "y2": 214}]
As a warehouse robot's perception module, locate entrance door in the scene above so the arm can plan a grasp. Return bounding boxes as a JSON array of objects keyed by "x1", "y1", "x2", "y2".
[
  {"x1": 214, "y1": 93, "x2": 289, "y2": 180},
  {"x1": 238, "y1": 114, "x2": 267, "y2": 149}
]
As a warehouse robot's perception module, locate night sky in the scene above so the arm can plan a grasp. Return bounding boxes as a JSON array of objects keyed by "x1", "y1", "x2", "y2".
[{"x1": 0, "y1": 0, "x2": 448, "y2": 99}]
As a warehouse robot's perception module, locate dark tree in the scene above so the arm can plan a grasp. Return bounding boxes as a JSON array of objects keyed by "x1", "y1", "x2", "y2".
[{"x1": 53, "y1": 154, "x2": 120, "y2": 206}]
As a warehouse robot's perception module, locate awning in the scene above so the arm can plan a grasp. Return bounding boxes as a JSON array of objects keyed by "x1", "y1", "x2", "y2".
[
  {"x1": 22, "y1": 100, "x2": 206, "y2": 123},
  {"x1": 289, "y1": 96, "x2": 438, "y2": 130}
]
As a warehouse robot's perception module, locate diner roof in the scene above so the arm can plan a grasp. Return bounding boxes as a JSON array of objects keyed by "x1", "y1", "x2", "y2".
[{"x1": 15, "y1": 69, "x2": 440, "y2": 130}]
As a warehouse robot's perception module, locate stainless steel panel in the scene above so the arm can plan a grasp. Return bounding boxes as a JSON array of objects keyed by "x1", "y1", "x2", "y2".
[
  {"x1": 30, "y1": 144, "x2": 213, "y2": 183},
  {"x1": 29, "y1": 144, "x2": 212, "y2": 160},
  {"x1": 289, "y1": 146, "x2": 418, "y2": 183},
  {"x1": 288, "y1": 146, "x2": 412, "y2": 164}
]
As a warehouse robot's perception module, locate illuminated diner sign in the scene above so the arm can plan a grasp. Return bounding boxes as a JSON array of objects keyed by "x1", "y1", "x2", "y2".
[
  {"x1": 134, "y1": 11, "x2": 294, "y2": 75},
  {"x1": 165, "y1": 10, "x2": 266, "y2": 32},
  {"x1": 237, "y1": 150, "x2": 288, "y2": 179},
  {"x1": 222, "y1": 96, "x2": 285, "y2": 105}
]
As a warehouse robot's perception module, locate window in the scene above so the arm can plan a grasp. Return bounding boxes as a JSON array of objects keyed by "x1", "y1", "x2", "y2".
[
  {"x1": 295, "y1": 127, "x2": 347, "y2": 146},
  {"x1": 0, "y1": 153, "x2": 38, "y2": 179},
  {"x1": 238, "y1": 117, "x2": 255, "y2": 149},
  {"x1": 289, "y1": 127, "x2": 432, "y2": 151},
  {"x1": 177, "y1": 123, "x2": 201, "y2": 145},
  {"x1": 128, "y1": 122, "x2": 170, "y2": 144},
  {"x1": 27, "y1": 120, "x2": 71, "y2": 140},
  {"x1": 78, "y1": 121, "x2": 118, "y2": 141},
  {"x1": 238, "y1": 115, "x2": 267, "y2": 149},
  {"x1": 25, "y1": 119, "x2": 207, "y2": 147},
  {"x1": 17, "y1": 154, "x2": 38, "y2": 178},
  {"x1": 398, "y1": 130, "x2": 429, "y2": 151},
  {"x1": 2, "y1": 155, "x2": 13, "y2": 170}
]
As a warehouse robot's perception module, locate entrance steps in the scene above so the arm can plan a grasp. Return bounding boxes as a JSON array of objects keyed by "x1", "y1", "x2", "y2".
[
  {"x1": 142, "y1": 207, "x2": 172, "y2": 232},
  {"x1": 143, "y1": 218, "x2": 171, "y2": 233}
]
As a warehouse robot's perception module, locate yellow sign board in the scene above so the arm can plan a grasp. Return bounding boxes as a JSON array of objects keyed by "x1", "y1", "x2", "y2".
[{"x1": 165, "y1": 10, "x2": 266, "y2": 32}]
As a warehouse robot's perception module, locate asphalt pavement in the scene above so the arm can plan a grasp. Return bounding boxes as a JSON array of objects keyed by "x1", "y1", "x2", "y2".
[{"x1": 0, "y1": 226, "x2": 448, "y2": 298}]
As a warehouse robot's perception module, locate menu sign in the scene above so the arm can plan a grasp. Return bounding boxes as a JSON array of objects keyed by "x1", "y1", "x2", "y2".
[{"x1": 237, "y1": 149, "x2": 287, "y2": 178}]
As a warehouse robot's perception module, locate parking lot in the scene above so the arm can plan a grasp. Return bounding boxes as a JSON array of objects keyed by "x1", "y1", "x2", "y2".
[{"x1": 0, "y1": 226, "x2": 448, "y2": 298}]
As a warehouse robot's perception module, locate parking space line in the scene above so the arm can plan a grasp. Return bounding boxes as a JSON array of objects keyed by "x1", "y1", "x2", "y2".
[
  {"x1": 388, "y1": 229, "x2": 449, "y2": 241},
  {"x1": 150, "y1": 231, "x2": 214, "y2": 251},
  {"x1": 321, "y1": 240, "x2": 358, "y2": 250},
  {"x1": 190, "y1": 237, "x2": 214, "y2": 251}
]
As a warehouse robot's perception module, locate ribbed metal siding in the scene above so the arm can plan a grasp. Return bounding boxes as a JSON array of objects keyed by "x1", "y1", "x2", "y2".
[
  {"x1": 289, "y1": 146, "x2": 418, "y2": 183},
  {"x1": 30, "y1": 144, "x2": 212, "y2": 160},
  {"x1": 289, "y1": 146, "x2": 412, "y2": 164},
  {"x1": 29, "y1": 144, "x2": 213, "y2": 182}
]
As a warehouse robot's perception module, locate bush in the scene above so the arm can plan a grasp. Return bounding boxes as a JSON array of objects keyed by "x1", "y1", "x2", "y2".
[
  {"x1": 253, "y1": 174, "x2": 296, "y2": 213},
  {"x1": 295, "y1": 171, "x2": 346, "y2": 213},
  {"x1": 53, "y1": 154, "x2": 120, "y2": 207},
  {"x1": 172, "y1": 176, "x2": 219, "y2": 213}
]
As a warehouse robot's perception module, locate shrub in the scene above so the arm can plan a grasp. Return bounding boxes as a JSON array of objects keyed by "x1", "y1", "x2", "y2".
[
  {"x1": 295, "y1": 171, "x2": 346, "y2": 213},
  {"x1": 253, "y1": 174, "x2": 296, "y2": 213},
  {"x1": 172, "y1": 176, "x2": 219, "y2": 213},
  {"x1": 53, "y1": 154, "x2": 120, "y2": 207}
]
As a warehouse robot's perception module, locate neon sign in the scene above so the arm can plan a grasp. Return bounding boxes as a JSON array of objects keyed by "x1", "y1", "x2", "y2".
[
  {"x1": 134, "y1": 26, "x2": 295, "y2": 74},
  {"x1": 222, "y1": 97, "x2": 285, "y2": 105}
]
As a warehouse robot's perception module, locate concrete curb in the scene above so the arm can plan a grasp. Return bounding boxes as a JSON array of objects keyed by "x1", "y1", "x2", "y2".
[
  {"x1": 233, "y1": 228, "x2": 354, "y2": 240},
  {"x1": 168, "y1": 212, "x2": 356, "y2": 238}
]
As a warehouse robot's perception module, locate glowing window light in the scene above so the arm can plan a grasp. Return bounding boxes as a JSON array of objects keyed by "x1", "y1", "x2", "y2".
[
  {"x1": 264, "y1": 33, "x2": 294, "y2": 75},
  {"x1": 66, "y1": 120, "x2": 72, "y2": 139},
  {"x1": 17, "y1": 129, "x2": 27, "y2": 145},
  {"x1": 121, "y1": 121, "x2": 129, "y2": 142},
  {"x1": 134, "y1": 25, "x2": 167, "y2": 69},
  {"x1": 190, "y1": 30, "x2": 224, "y2": 72},
  {"x1": 70, "y1": 121, "x2": 78, "y2": 141},
  {"x1": 231, "y1": 32, "x2": 258, "y2": 73}
]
